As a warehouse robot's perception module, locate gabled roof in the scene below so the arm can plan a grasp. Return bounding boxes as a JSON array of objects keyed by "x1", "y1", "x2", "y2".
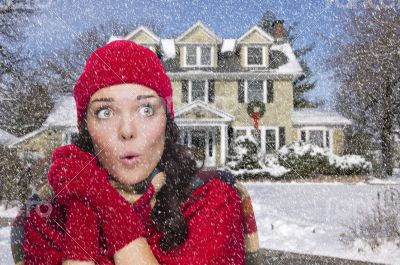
[
  {"x1": 175, "y1": 100, "x2": 234, "y2": 123},
  {"x1": 42, "y1": 95, "x2": 77, "y2": 128},
  {"x1": 0, "y1": 128, "x2": 18, "y2": 146},
  {"x1": 175, "y1": 21, "x2": 222, "y2": 44},
  {"x1": 125, "y1": 26, "x2": 160, "y2": 44},
  {"x1": 293, "y1": 109, "x2": 352, "y2": 127},
  {"x1": 9, "y1": 127, "x2": 47, "y2": 147},
  {"x1": 270, "y1": 43, "x2": 303, "y2": 75},
  {"x1": 237, "y1": 26, "x2": 274, "y2": 44}
]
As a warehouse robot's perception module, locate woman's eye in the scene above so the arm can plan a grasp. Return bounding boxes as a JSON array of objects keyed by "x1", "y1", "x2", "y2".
[
  {"x1": 139, "y1": 105, "x2": 154, "y2": 116},
  {"x1": 96, "y1": 108, "x2": 113, "y2": 119}
]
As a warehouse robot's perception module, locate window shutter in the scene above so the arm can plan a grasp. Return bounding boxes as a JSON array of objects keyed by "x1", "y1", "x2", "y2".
[
  {"x1": 279, "y1": 127, "x2": 286, "y2": 148},
  {"x1": 238, "y1": 80, "x2": 244, "y2": 103},
  {"x1": 208, "y1": 80, "x2": 215, "y2": 103},
  {"x1": 267, "y1": 80, "x2": 274, "y2": 103},
  {"x1": 182, "y1": 80, "x2": 188, "y2": 103}
]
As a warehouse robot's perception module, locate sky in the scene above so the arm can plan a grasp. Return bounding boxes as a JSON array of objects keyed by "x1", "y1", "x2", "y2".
[{"x1": 21, "y1": 0, "x2": 352, "y2": 108}]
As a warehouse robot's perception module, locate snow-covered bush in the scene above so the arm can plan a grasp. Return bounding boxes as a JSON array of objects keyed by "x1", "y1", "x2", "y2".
[
  {"x1": 278, "y1": 142, "x2": 371, "y2": 178},
  {"x1": 278, "y1": 142, "x2": 331, "y2": 178},
  {"x1": 226, "y1": 135, "x2": 261, "y2": 170},
  {"x1": 226, "y1": 136, "x2": 289, "y2": 180},
  {"x1": 340, "y1": 187, "x2": 400, "y2": 251}
]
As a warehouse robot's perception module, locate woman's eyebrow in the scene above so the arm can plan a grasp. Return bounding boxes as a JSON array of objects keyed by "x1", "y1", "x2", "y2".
[{"x1": 89, "y1": 95, "x2": 157, "y2": 106}]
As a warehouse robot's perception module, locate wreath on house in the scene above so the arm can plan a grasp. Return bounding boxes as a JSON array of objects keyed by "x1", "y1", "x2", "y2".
[{"x1": 247, "y1": 101, "x2": 265, "y2": 129}]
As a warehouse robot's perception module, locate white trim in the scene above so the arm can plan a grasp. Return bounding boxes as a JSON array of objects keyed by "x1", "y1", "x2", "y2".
[
  {"x1": 237, "y1": 25, "x2": 274, "y2": 44},
  {"x1": 183, "y1": 45, "x2": 214, "y2": 67},
  {"x1": 244, "y1": 80, "x2": 266, "y2": 103},
  {"x1": 175, "y1": 100, "x2": 234, "y2": 121},
  {"x1": 176, "y1": 21, "x2": 222, "y2": 44},
  {"x1": 125, "y1": 26, "x2": 160, "y2": 43}
]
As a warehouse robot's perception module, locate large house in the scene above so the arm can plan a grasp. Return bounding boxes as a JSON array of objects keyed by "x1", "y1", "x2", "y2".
[{"x1": 9, "y1": 21, "x2": 352, "y2": 168}]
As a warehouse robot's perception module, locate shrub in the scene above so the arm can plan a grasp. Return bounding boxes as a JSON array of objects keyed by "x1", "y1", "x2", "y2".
[{"x1": 340, "y1": 187, "x2": 400, "y2": 251}]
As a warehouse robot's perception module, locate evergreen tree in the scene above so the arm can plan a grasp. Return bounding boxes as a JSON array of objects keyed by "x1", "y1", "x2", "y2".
[
  {"x1": 226, "y1": 135, "x2": 261, "y2": 170},
  {"x1": 258, "y1": 10, "x2": 319, "y2": 108}
]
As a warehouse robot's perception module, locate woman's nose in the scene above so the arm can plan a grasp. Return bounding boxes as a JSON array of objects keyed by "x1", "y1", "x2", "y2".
[{"x1": 119, "y1": 115, "x2": 137, "y2": 140}]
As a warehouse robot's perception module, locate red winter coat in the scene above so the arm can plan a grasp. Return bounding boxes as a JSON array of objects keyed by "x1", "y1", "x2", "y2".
[{"x1": 20, "y1": 176, "x2": 245, "y2": 265}]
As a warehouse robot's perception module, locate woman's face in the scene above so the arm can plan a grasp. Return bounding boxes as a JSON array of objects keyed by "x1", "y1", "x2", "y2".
[{"x1": 86, "y1": 83, "x2": 167, "y2": 186}]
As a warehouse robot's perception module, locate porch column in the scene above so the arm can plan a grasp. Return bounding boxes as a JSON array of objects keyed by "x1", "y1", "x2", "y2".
[{"x1": 220, "y1": 124, "x2": 227, "y2": 166}]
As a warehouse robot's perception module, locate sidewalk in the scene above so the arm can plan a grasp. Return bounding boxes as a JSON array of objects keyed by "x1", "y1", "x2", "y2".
[{"x1": 261, "y1": 249, "x2": 386, "y2": 265}]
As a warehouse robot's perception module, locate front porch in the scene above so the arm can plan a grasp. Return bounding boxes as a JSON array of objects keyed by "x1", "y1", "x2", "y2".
[{"x1": 174, "y1": 100, "x2": 234, "y2": 168}]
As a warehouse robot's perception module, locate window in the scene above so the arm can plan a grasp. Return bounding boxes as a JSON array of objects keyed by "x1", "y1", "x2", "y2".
[
  {"x1": 235, "y1": 129, "x2": 247, "y2": 138},
  {"x1": 186, "y1": 46, "x2": 197, "y2": 66},
  {"x1": 185, "y1": 46, "x2": 212, "y2": 66},
  {"x1": 191, "y1": 80, "x2": 206, "y2": 101},
  {"x1": 300, "y1": 130, "x2": 306, "y2": 142},
  {"x1": 300, "y1": 129, "x2": 331, "y2": 149},
  {"x1": 247, "y1": 47, "x2": 263, "y2": 66},
  {"x1": 201, "y1": 47, "x2": 211, "y2": 65},
  {"x1": 309, "y1": 130, "x2": 324, "y2": 147},
  {"x1": 265, "y1": 129, "x2": 276, "y2": 153},
  {"x1": 208, "y1": 131, "x2": 213, "y2": 156},
  {"x1": 62, "y1": 131, "x2": 78, "y2": 145},
  {"x1": 247, "y1": 80, "x2": 264, "y2": 102}
]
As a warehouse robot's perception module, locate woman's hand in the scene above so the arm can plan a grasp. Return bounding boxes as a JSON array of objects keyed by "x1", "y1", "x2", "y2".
[{"x1": 48, "y1": 144, "x2": 146, "y2": 257}]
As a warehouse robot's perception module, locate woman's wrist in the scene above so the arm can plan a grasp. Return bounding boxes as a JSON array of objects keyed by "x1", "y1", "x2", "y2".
[{"x1": 114, "y1": 237, "x2": 159, "y2": 265}]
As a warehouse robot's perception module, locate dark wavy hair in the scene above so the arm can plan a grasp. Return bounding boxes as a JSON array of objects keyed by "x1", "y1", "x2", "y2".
[{"x1": 73, "y1": 110, "x2": 201, "y2": 251}]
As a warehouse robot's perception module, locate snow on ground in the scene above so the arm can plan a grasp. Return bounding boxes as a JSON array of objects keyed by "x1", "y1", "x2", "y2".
[
  {"x1": 244, "y1": 181, "x2": 400, "y2": 265},
  {"x1": 0, "y1": 182, "x2": 399, "y2": 264}
]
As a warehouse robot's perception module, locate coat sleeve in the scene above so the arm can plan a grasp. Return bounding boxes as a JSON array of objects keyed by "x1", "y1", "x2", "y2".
[{"x1": 150, "y1": 178, "x2": 245, "y2": 265}]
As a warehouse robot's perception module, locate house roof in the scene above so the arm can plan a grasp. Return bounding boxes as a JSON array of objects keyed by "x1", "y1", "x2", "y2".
[
  {"x1": 175, "y1": 21, "x2": 222, "y2": 44},
  {"x1": 125, "y1": 26, "x2": 160, "y2": 43},
  {"x1": 237, "y1": 25, "x2": 274, "y2": 44},
  {"x1": 42, "y1": 95, "x2": 77, "y2": 129},
  {"x1": 293, "y1": 109, "x2": 352, "y2": 127},
  {"x1": 160, "y1": 39, "x2": 176, "y2": 60},
  {"x1": 0, "y1": 128, "x2": 18, "y2": 146},
  {"x1": 221, "y1": 39, "x2": 236, "y2": 53},
  {"x1": 270, "y1": 43, "x2": 303, "y2": 75}
]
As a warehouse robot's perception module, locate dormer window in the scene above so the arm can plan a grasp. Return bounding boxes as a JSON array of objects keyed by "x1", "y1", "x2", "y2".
[
  {"x1": 185, "y1": 46, "x2": 212, "y2": 67},
  {"x1": 246, "y1": 46, "x2": 264, "y2": 66}
]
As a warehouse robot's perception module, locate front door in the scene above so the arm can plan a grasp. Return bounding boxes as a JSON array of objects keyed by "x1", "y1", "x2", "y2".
[{"x1": 180, "y1": 129, "x2": 216, "y2": 168}]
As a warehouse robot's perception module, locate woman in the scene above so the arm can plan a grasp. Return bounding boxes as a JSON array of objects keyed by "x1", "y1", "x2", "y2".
[{"x1": 11, "y1": 40, "x2": 260, "y2": 265}]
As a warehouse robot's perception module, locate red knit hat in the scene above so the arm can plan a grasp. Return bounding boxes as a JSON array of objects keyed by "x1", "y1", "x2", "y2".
[{"x1": 73, "y1": 40, "x2": 174, "y2": 130}]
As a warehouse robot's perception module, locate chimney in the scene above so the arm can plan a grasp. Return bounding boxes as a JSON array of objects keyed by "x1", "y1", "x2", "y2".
[{"x1": 272, "y1": 20, "x2": 285, "y2": 42}]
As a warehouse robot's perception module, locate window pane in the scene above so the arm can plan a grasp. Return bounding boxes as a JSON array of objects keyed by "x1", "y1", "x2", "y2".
[
  {"x1": 191, "y1": 80, "x2": 205, "y2": 101},
  {"x1": 208, "y1": 131, "x2": 213, "y2": 156},
  {"x1": 265, "y1": 129, "x2": 276, "y2": 153},
  {"x1": 309, "y1": 130, "x2": 324, "y2": 147},
  {"x1": 235, "y1": 129, "x2": 247, "y2": 138},
  {"x1": 325, "y1": 130, "x2": 330, "y2": 148},
  {"x1": 201, "y1": 47, "x2": 211, "y2": 65},
  {"x1": 251, "y1": 129, "x2": 261, "y2": 146},
  {"x1": 186, "y1": 46, "x2": 197, "y2": 65},
  {"x1": 248, "y1": 80, "x2": 264, "y2": 102},
  {"x1": 247, "y1": 47, "x2": 263, "y2": 65},
  {"x1": 301, "y1": 130, "x2": 306, "y2": 142}
]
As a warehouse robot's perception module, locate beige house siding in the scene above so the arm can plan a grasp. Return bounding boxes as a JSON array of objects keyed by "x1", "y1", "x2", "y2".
[
  {"x1": 171, "y1": 81, "x2": 183, "y2": 110},
  {"x1": 14, "y1": 129, "x2": 62, "y2": 158},
  {"x1": 128, "y1": 31, "x2": 156, "y2": 43},
  {"x1": 333, "y1": 128, "x2": 344, "y2": 155},
  {"x1": 179, "y1": 27, "x2": 219, "y2": 43},
  {"x1": 239, "y1": 31, "x2": 271, "y2": 44}
]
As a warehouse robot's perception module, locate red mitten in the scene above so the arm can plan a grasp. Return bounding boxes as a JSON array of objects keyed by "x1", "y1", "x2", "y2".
[
  {"x1": 48, "y1": 144, "x2": 145, "y2": 257},
  {"x1": 23, "y1": 198, "x2": 100, "y2": 264}
]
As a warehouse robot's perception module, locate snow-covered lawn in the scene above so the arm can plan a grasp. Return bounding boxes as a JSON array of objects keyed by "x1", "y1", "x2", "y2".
[
  {"x1": 0, "y1": 181, "x2": 399, "y2": 264},
  {"x1": 244, "y1": 181, "x2": 400, "y2": 265}
]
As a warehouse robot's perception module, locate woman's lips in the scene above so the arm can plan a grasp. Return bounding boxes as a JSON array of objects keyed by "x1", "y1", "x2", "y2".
[{"x1": 120, "y1": 156, "x2": 140, "y2": 167}]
